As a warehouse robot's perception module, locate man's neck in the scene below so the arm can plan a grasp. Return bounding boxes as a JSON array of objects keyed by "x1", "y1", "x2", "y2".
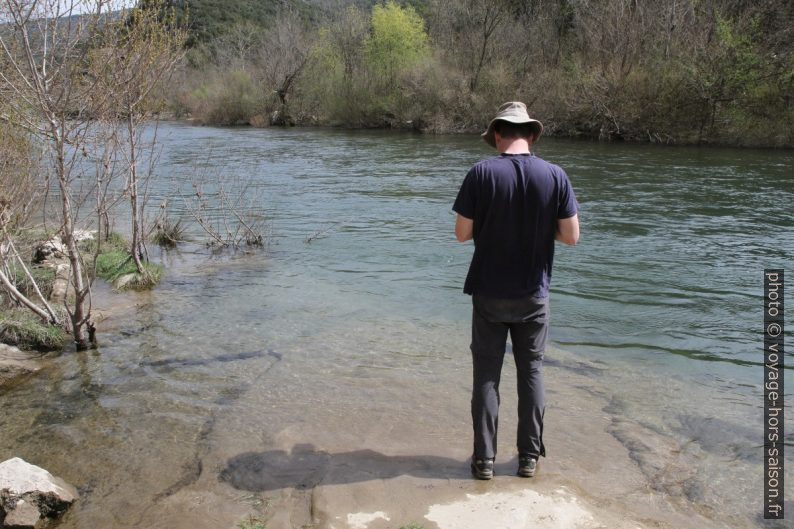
[{"x1": 497, "y1": 138, "x2": 532, "y2": 154}]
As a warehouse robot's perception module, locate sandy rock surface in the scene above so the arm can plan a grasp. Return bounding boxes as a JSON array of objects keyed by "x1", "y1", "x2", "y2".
[{"x1": 0, "y1": 345, "x2": 41, "y2": 388}]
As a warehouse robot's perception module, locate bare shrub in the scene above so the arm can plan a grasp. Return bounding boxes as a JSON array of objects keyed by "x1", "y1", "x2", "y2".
[{"x1": 179, "y1": 157, "x2": 269, "y2": 249}]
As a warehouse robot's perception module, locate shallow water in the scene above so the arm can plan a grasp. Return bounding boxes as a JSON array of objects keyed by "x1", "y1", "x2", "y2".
[{"x1": 1, "y1": 123, "x2": 792, "y2": 528}]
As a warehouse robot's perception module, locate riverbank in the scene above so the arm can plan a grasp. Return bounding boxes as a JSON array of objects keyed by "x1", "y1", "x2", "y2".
[
  {"x1": 162, "y1": 0, "x2": 794, "y2": 148},
  {"x1": 165, "y1": 1, "x2": 793, "y2": 150},
  {"x1": 174, "y1": 112, "x2": 794, "y2": 149}
]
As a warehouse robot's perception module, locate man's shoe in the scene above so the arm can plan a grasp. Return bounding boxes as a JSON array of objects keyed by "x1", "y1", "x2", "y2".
[
  {"x1": 470, "y1": 457, "x2": 494, "y2": 480},
  {"x1": 517, "y1": 456, "x2": 537, "y2": 477}
]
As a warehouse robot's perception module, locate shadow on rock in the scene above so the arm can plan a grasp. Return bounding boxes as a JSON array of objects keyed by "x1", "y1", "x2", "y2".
[{"x1": 219, "y1": 443, "x2": 506, "y2": 492}]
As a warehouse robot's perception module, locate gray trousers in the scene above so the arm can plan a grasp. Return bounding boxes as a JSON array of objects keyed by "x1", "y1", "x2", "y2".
[{"x1": 471, "y1": 294, "x2": 548, "y2": 460}]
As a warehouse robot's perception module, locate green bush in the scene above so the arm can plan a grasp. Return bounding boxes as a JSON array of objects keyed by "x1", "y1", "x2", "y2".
[
  {"x1": 181, "y1": 69, "x2": 263, "y2": 125},
  {"x1": 365, "y1": 0, "x2": 430, "y2": 87}
]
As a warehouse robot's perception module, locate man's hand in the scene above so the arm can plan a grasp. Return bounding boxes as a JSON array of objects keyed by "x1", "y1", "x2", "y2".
[
  {"x1": 455, "y1": 214, "x2": 474, "y2": 242},
  {"x1": 556, "y1": 214, "x2": 579, "y2": 245}
]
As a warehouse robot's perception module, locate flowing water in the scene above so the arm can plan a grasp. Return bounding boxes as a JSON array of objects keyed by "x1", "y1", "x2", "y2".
[{"x1": 1, "y1": 123, "x2": 792, "y2": 528}]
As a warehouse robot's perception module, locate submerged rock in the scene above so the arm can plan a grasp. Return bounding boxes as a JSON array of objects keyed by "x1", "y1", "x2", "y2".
[
  {"x1": 0, "y1": 345, "x2": 41, "y2": 389},
  {"x1": 0, "y1": 457, "x2": 77, "y2": 528}
]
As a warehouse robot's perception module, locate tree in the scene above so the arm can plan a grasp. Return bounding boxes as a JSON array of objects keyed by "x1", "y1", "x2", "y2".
[
  {"x1": 426, "y1": 0, "x2": 510, "y2": 92},
  {"x1": 256, "y1": 9, "x2": 313, "y2": 123},
  {"x1": 302, "y1": 5, "x2": 369, "y2": 122},
  {"x1": 0, "y1": 124, "x2": 60, "y2": 327},
  {"x1": 364, "y1": 0, "x2": 429, "y2": 88},
  {"x1": 0, "y1": 0, "x2": 186, "y2": 349},
  {"x1": 212, "y1": 21, "x2": 262, "y2": 71},
  {"x1": 92, "y1": 0, "x2": 186, "y2": 280},
  {"x1": 0, "y1": 0, "x2": 116, "y2": 349}
]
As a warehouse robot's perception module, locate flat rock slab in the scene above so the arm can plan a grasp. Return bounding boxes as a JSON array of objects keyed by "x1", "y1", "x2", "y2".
[
  {"x1": 425, "y1": 489, "x2": 597, "y2": 529},
  {"x1": 0, "y1": 457, "x2": 78, "y2": 528},
  {"x1": 0, "y1": 346, "x2": 41, "y2": 388}
]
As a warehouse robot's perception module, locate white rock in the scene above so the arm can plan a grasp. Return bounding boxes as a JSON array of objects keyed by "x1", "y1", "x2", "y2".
[
  {"x1": 0, "y1": 457, "x2": 77, "y2": 525},
  {"x1": 32, "y1": 238, "x2": 65, "y2": 263},
  {"x1": 347, "y1": 511, "x2": 390, "y2": 529},
  {"x1": 71, "y1": 230, "x2": 95, "y2": 243},
  {"x1": 32, "y1": 229, "x2": 95, "y2": 264},
  {"x1": 425, "y1": 489, "x2": 595, "y2": 529}
]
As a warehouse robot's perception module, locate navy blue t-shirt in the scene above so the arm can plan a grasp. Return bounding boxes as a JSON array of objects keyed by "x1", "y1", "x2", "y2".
[{"x1": 453, "y1": 153, "x2": 578, "y2": 299}]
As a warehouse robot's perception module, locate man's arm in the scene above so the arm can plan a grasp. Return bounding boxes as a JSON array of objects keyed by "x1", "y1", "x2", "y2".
[
  {"x1": 556, "y1": 214, "x2": 579, "y2": 245},
  {"x1": 455, "y1": 214, "x2": 473, "y2": 242}
]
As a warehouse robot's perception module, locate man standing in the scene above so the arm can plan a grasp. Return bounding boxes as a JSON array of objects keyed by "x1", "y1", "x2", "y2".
[{"x1": 453, "y1": 101, "x2": 579, "y2": 480}]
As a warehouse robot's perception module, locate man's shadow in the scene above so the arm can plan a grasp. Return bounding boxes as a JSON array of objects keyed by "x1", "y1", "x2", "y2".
[{"x1": 219, "y1": 443, "x2": 519, "y2": 491}]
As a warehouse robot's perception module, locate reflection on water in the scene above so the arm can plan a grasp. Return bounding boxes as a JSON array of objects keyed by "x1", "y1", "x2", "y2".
[{"x1": 1, "y1": 124, "x2": 792, "y2": 528}]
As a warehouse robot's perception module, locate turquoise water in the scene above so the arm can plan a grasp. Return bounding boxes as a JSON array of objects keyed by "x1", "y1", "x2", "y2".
[
  {"x1": 155, "y1": 124, "x2": 793, "y2": 372},
  {"x1": 1, "y1": 123, "x2": 792, "y2": 528}
]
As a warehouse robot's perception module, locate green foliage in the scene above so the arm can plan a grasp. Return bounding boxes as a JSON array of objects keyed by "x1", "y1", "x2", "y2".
[
  {"x1": 7, "y1": 264, "x2": 56, "y2": 303},
  {"x1": 167, "y1": 0, "x2": 794, "y2": 145},
  {"x1": 180, "y1": 69, "x2": 263, "y2": 125},
  {"x1": 301, "y1": 6, "x2": 371, "y2": 125},
  {"x1": 362, "y1": 1, "x2": 430, "y2": 119},
  {"x1": 95, "y1": 250, "x2": 136, "y2": 281},
  {"x1": 166, "y1": 0, "x2": 307, "y2": 47},
  {"x1": 676, "y1": 11, "x2": 791, "y2": 144},
  {"x1": 78, "y1": 231, "x2": 128, "y2": 256},
  {"x1": 708, "y1": 14, "x2": 767, "y2": 101},
  {"x1": 95, "y1": 250, "x2": 164, "y2": 291},
  {"x1": 365, "y1": 1, "x2": 429, "y2": 84},
  {"x1": 0, "y1": 307, "x2": 68, "y2": 351},
  {"x1": 298, "y1": 1, "x2": 431, "y2": 126}
]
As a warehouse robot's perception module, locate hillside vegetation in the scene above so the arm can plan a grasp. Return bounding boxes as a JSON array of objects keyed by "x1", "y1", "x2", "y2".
[{"x1": 165, "y1": 0, "x2": 793, "y2": 146}]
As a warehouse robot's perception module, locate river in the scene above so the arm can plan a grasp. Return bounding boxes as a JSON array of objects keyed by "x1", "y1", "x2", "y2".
[{"x1": 1, "y1": 123, "x2": 792, "y2": 528}]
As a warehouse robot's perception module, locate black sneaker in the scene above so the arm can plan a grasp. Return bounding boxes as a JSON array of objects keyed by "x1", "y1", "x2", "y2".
[
  {"x1": 470, "y1": 457, "x2": 494, "y2": 480},
  {"x1": 517, "y1": 456, "x2": 537, "y2": 477}
]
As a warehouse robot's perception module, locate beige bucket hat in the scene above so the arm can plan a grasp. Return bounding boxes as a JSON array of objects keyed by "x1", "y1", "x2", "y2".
[{"x1": 481, "y1": 101, "x2": 543, "y2": 148}]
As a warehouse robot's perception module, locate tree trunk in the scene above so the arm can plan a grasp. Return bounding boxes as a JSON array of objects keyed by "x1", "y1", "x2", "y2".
[
  {"x1": 127, "y1": 114, "x2": 146, "y2": 275},
  {"x1": 54, "y1": 125, "x2": 93, "y2": 350}
]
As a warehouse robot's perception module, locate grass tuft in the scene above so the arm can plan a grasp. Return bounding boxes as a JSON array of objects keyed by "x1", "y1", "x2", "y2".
[
  {"x1": 80, "y1": 231, "x2": 128, "y2": 255},
  {"x1": 0, "y1": 307, "x2": 68, "y2": 351},
  {"x1": 8, "y1": 263, "x2": 57, "y2": 301},
  {"x1": 95, "y1": 250, "x2": 164, "y2": 291},
  {"x1": 152, "y1": 217, "x2": 187, "y2": 247},
  {"x1": 237, "y1": 515, "x2": 267, "y2": 529}
]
